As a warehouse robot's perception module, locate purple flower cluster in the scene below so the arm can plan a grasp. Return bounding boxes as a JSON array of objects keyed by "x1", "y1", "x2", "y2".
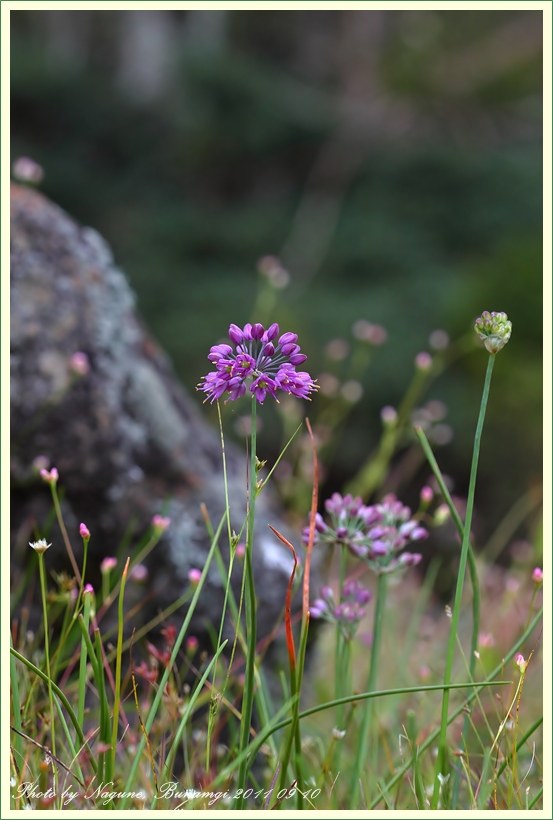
[
  {"x1": 198, "y1": 322, "x2": 318, "y2": 404},
  {"x1": 310, "y1": 580, "x2": 371, "y2": 641},
  {"x1": 303, "y1": 492, "x2": 427, "y2": 575}
]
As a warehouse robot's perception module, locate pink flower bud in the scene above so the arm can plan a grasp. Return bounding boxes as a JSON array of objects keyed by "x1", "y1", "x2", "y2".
[
  {"x1": 12, "y1": 156, "x2": 44, "y2": 184},
  {"x1": 152, "y1": 514, "x2": 171, "y2": 532},
  {"x1": 131, "y1": 564, "x2": 148, "y2": 582},
  {"x1": 420, "y1": 486, "x2": 434, "y2": 504},
  {"x1": 100, "y1": 556, "x2": 117, "y2": 574},
  {"x1": 185, "y1": 636, "x2": 199, "y2": 655},
  {"x1": 70, "y1": 352, "x2": 90, "y2": 376},
  {"x1": 40, "y1": 467, "x2": 59, "y2": 485},
  {"x1": 235, "y1": 543, "x2": 246, "y2": 559},
  {"x1": 188, "y1": 568, "x2": 202, "y2": 586},
  {"x1": 532, "y1": 567, "x2": 543, "y2": 585},
  {"x1": 79, "y1": 522, "x2": 90, "y2": 540},
  {"x1": 83, "y1": 584, "x2": 94, "y2": 595},
  {"x1": 415, "y1": 352, "x2": 433, "y2": 371}
]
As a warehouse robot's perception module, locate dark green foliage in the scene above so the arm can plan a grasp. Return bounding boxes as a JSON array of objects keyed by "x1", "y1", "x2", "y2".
[{"x1": 10, "y1": 10, "x2": 542, "y2": 554}]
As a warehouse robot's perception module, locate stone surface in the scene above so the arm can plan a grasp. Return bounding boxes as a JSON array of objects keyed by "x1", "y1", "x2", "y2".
[{"x1": 10, "y1": 182, "x2": 308, "y2": 651}]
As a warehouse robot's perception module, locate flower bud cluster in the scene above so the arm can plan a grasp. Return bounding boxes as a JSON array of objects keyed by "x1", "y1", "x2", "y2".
[
  {"x1": 303, "y1": 492, "x2": 427, "y2": 575},
  {"x1": 310, "y1": 580, "x2": 371, "y2": 641},
  {"x1": 474, "y1": 311, "x2": 512, "y2": 354}
]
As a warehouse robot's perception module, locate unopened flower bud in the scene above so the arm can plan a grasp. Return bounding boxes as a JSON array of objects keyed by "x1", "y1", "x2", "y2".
[
  {"x1": 152, "y1": 514, "x2": 171, "y2": 532},
  {"x1": 186, "y1": 636, "x2": 199, "y2": 656},
  {"x1": 188, "y1": 568, "x2": 202, "y2": 586},
  {"x1": 434, "y1": 504, "x2": 450, "y2": 526},
  {"x1": 381, "y1": 405, "x2": 398, "y2": 426},
  {"x1": 515, "y1": 653, "x2": 528, "y2": 672},
  {"x1": 415, "y1": 352, "x2": 433, "y2": 371},
  {"x1": 40, "y1": 468, "x2": 58, "y2": 485},
  {"x1": 420, "y1": 486, "x2": 434, "y2": 505},
  {"x1": 532, "y1": 567, "x2": 543, "y2": 585},
  {"x1": 12, "y1": 156, "x2": 44, "y2": 184},
  {"x1": 332, "y1": 727, "x2": 346, "y2": 740},
  {"x1": 79, "y1": 522, "x2": 90, "y2": 540},
  {"x1": 70, "y1": 352, "x2": 90, "y2": 376},
  {"x1": 100, "y1": 556, "x2": 117, "y2": 574},
  {"x1": 131, "y1": 564, "x2": 148, "y2": 582},
  {"x1": 474, "y1": 311, "x2": 512, "y2": 354}
]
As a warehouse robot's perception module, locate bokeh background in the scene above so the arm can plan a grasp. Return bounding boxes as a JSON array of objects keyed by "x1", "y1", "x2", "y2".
[{"x1": 11, "y1": 9, "x2": 543, "y2": 585}]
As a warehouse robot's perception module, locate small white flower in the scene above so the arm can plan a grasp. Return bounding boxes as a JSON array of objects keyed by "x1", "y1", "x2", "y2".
[{"x1": 29, "y1": 539, "x2": 51, "y2": 555}]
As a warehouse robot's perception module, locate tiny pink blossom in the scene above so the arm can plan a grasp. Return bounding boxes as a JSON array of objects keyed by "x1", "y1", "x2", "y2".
[
  {"x1": 415, "y1": 352, "x2": 433, "y2": 371},
  {"x1": 131, "y1": 564, "x2": 148, "y2": 582},
  {"x1": 40, "y1": 467, "x2": 59, "y2": 485},
  {"x1": 70, "y1": 351, "x2": 90, "y2": 376},
  {"x1": 532, "y1": 567, "x2": 543, "y2": 585},
  {"x1": 79, "y1": 522, "x2": 91, "y2": 540},
  {"x1": 515, "y1": 653, "x2": 528, "y2": 671},
  {"x1": 152, "y1": 514, "x2": 171, "y2": 532},
  {"x1": 420, "y1": 486, "x2": 434, "y2": 504},
  {"x1": 32, "y1": 455, "x2": 50, "y2": 473},
  {"x1": 12, "y1": 156, "x2": 44, "y2": 184},
  {"x1": 83, "y1": 584, "x2": 94, "y2": 595},
  {"x1": 188, "y1": 568, "x2": 202, "y2": 585},
  {"x1": 235, "y1": 543, "x2": 246, "y2": 559},
  {"x1": 185, "y1": 636, "x2": 199, "y2": 654},
  {"x1": 380, "y1": 405, "x2": 398, "y2": 425},
  {"x1": 100, "y1": 556, "x2": 117, "y2": 574}
]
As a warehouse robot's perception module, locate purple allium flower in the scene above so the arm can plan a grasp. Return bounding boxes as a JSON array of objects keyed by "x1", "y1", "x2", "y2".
[
  {"x1": 304, "y1": 492, "x2": 428, "y2": 576},
  {"x1": 198, "y1": 323, "x2": 318, "y2": 405}
]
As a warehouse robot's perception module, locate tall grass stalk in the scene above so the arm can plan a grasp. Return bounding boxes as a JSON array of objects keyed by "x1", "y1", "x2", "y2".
[
  {"x1": 37, "y1": 549, "x2": 58, "y2": 801},
  {"x1": 235, "y1": 396, "x2": 259, "y2": 807},
  {"x1": 349, "y1": 570, "x2": 388, "y2": 805},
  {"x1": 119, "y1": 511, "x2": 226, "y2": 806},
  {"x1": 430, "y1": 353, "x2": 495, "y2": 808},
  {"x1": 110, "y1": 557, "x2": 130, "y2": 779}
]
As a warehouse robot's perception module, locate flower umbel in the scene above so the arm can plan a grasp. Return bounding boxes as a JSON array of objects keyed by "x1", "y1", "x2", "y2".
[
  {"x1": 474, "y1": 311, "x2": 512, "y2": 354},
  {"x1": 198, "y1": 322, "x2": 318, "y2": 404},
  {"x1": 310, "y1": 580, "x2": 371, "y2": 641},
  {"x1": 303, "y1": 492, "x2": 427, "y2": 575}
]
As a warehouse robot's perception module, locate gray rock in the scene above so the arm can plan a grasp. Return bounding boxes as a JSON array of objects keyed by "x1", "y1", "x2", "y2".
[{"x1": 10, "y1": 183, "x2": 309, "y2": 651}]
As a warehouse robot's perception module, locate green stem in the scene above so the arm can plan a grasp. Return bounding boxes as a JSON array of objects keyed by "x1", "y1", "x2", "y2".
[
  {"x1": 110, "y1": 558, "x2": 129, "y2": 779},
  {"x1": 350, "y1": 571, "x2": 388, "y2": 806},
  {"x1": 236, "y1": 397, "x2": 258, "y2": 807},
  {"x1": 38, "y1": 553, "x2": 58, "y2": 801},
  {"x1": 431, "y1": 354, "x2": 495, "y2": 808},
  {"x1": 9, "y1": 646, "x2": 98, "y2": 774},
  {"x1": 414, "y1": 426, "x2": 481, "y2": 808}
]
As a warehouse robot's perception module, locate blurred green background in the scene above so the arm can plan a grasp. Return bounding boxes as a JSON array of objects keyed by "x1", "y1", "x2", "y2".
[{"x1": 11, "y1": 10, "x2": 543, "y2": 566}]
